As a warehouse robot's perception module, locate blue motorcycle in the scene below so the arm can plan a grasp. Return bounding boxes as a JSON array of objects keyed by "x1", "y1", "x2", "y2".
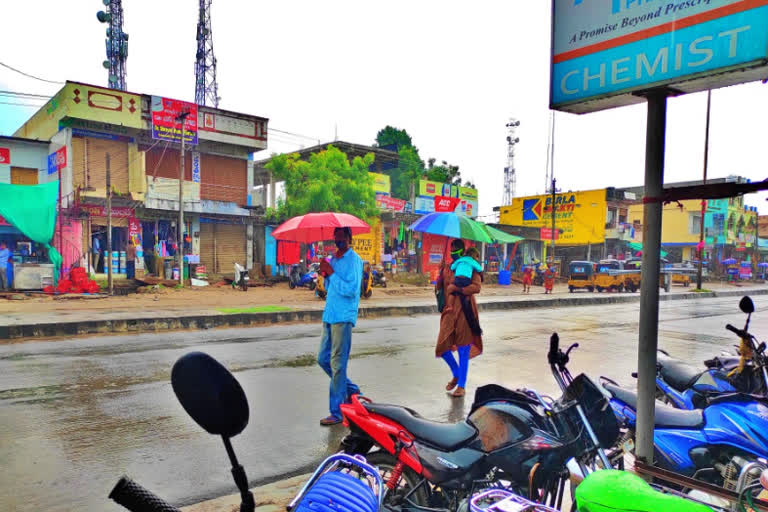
[
  {"x1": 654, "y1": 296, "x2": 768, "y2": 410},
  {"x1": 601, "y1": 376, "x2": 768, "y2": 492},
  {"x1": 289, "y1": 263, "x2": 317, "y2": 291}
]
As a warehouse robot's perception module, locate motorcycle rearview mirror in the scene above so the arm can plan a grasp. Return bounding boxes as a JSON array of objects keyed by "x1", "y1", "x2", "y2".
[
  {"x1": 740, "y1": 296, "x2": 755, "y2": 314},
  {"x1": 171, "y1": 352, "x2": 249, "y2": 437},
  {"x1": 172, "y1": 352, "x2": 255, "y2": 512}
]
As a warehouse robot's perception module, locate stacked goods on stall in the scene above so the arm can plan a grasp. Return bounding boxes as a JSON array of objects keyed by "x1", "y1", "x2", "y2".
[{"x1": 43, "y1": 267, "x2": 101, "y2": 294}]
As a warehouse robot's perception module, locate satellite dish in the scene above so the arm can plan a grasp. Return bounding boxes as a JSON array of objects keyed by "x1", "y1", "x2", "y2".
[
  {"x1": 103, "y1": 60, "x2": 111, "y2": 69},
  {"x1": 108, "y1": 74, "x2": 118, "y2": 83},
  {"x1": 103, "y1": 0, "x2": 110, "y2": 5},
  {"x1": 97, "y1": 11, "x2": 111, "y2": 23}
]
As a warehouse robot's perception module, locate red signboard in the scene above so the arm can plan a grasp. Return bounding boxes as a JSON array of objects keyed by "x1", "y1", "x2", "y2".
[
  {"x1": 80, "y1": 204, "x2": 135, "y2": 218},
  {"x1": 0, "y1": 214, "x2": 9, "y2": 226},
  {"x1": 376, "y1": 194, "x2": 408, "y2": 212},
  {"x1": 151, "y1": 96, "x2": 199, "y2": 145},
  {"x1": 0, "y1": 148, "x2": 9, "y2": 165},
  {"x1": 540, "y1": 227, "x2": 560, "y2": 240},
  {"x1": 434, "y1": 196, "x2": 461, "y2": 213}
]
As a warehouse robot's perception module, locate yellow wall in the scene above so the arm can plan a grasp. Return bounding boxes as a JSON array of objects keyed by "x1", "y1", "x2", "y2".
[
  {"x1": 628, "y1": 200, "x2": 701, "y2": 244},
  {"x1": 500, "y1": 189, "x2": 606, "y2": 245},
  {"x1": 15, "y1": 82, "x2": 144, "y2": 140},
  {"x1": 351, "y1": 220, "x2": 382, "y2": 264},
  {"x1": 128, "y1": 142, "x2": 146, "y2": 198}
]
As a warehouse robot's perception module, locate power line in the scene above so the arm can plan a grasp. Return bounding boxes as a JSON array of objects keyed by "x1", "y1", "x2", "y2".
[
  {"x1": 0, "y1": 100, "x2": 44, "y2": 108},
  {"x1": 0, "y1": 61, "x2": 63, "y2": 85},
  {"x1": 0, "y1": 89, "x2": 51, "y2": 99},
  {"x1": 269, "y1": 127, "x2": 321, "y2": 142}
]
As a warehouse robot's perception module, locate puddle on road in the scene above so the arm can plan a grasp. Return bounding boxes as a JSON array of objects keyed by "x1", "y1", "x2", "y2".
[{"x1": 230, "y1": 345, "x2": 405, "y2": 371}]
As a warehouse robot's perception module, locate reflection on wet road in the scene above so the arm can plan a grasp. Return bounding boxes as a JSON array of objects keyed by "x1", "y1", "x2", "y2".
[{"x1": 1, "y1": 297, "x2": 765, "y2": 511}]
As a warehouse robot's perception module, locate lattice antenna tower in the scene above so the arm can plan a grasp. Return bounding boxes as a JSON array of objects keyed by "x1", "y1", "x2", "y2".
[
  {"x1": 195, "y1": 0, "x2": 220, "y2": 107},
  {"x1": 503, "y1": 118, "x2": 521, "y2": 206},
  {"x1": 97, "y1": 0, "x2": 128, "y2": 90}
]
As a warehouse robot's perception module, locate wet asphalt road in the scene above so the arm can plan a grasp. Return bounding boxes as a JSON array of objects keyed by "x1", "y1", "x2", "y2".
[{"x1": 2, "y1": 296, "x2": 767, "y2": 512}]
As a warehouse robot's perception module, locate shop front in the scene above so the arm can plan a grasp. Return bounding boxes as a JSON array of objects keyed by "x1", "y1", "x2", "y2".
[
  {"x1": 0, "y1": 214, "x2": 55, "y2": 289},
  {"x1": 80, "y1": 203, "x2": 137, "y2": 276}
]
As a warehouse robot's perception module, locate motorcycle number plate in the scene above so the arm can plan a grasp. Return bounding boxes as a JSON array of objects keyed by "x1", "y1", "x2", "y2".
[{"x1": 622, "y1": 438, "x2": 635, "y2": 454}]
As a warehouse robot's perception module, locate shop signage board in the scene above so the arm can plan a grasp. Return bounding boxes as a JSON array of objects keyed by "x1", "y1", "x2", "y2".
[
  {"x1": 151, "y1": 96, "x2": 199, "y2": 145},
  {"x1": 551, "y1": 0, "x2": 768, "y2": 113},
  {"x1": 376, "y1": 193, "x2": 409, "y2": 212},
  {"x1": 0, "y1": 148, "x2": 9, "y2": 164},
  {"x1": 419, "y1": 180, "x2": 459, "y2": 198},
  {"x1": 370, "y1": 172, "x2": 391, "y2": 195},
  {"x1": 434, "y1": 196, "x2": 462, "y2": 212},
  {"x1": 500, "y1": 189, "x2": 607, "y2": 245},
  {"x1": 540, "y1": 227, "x2": 560, "y2": 241},
  {"x1": 80, "y1": 204, "x2": 134, "y2": 218},
  {"x1": 191, "y1": 152, "x2": 201, "y2": 183},
  {"x1": 47, "y1": 147, "x2": 67, "y2": 175}
]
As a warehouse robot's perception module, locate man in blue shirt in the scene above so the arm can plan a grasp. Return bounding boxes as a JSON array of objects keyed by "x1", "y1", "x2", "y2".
[
  {"x1": 317, "y1": 227, "x2": 363, "y2": 426},
  {"x1": 0, "y1": 242, "x2": 10, "y2": 290}
]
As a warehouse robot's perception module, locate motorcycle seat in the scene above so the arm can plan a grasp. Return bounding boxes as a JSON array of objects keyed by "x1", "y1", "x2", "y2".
[
  {"x1": 603, "y1": 384, "x2": 704, "y2": 429},
  {"x1": 657, "y1": 352, "x2": 702, "y2": 392},
  {"x1": 363, "y1": 402, "x2": 477, "y2": 451}
]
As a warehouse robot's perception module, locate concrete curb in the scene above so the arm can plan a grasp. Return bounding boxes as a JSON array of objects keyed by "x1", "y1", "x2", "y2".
[{"x1": 2, "y1": 287, "x2": 766, "y2": 340}]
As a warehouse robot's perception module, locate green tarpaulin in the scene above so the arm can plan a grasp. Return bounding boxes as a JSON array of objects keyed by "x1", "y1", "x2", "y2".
[
  {"x1": 482, "y1": 225, "x2": 525, "y2": 244},
  {"x1": 627, "y1": 241, "x2": 668, "y2": 257},
  {"x1": 0, "y1": 181, "x2": 62, "y2": 285}
]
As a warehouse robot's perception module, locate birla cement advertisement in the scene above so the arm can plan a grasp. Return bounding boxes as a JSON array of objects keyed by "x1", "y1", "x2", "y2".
[
  {"x1": 552, "y1": 0, "x2": 768, "y2": 112},
  {"x1": 500, "y1": 189, "x2": 607, "y2": 245}
]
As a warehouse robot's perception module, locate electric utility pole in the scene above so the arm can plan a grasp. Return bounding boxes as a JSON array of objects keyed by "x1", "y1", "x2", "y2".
[
  {"x1": 696, "y1": 90, "x2": 712, "y2": 290},
  {"x1": 177, "y1": 110, "x2": 190, "y2": 287},
  {"x1": 106, "y1": 153, "x2": 113, "y2": 295},
  {"x1": 549, "y1": 177, "x2": 559, "y2": 263}
]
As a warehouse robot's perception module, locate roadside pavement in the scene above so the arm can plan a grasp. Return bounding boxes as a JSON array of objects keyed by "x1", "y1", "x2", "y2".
[
  {"x1": 0, "y1": 280, "x2": 764, "y2": 340},
  {"x1": 182, "y1": 474, "x2": 308, "y2": 512}
]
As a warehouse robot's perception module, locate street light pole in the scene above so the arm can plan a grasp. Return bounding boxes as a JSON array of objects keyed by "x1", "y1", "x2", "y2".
[
  {"x1": 696, "y1": 90, "x2": 712, "y2": 290},
  {"x1": 176, "y1": 110, "x2": 190, "y2": 287},
  {"x1": 550, "y1": 177, "x2": 557, "y2": 262}
]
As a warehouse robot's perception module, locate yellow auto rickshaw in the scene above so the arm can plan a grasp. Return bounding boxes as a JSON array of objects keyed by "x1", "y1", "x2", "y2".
[
  {"x1": 568, "y1": 260, "x2": 596, "y2": 293},
  {"x1": 594, "y1": 259, "x2": 625, "y2": 292}
]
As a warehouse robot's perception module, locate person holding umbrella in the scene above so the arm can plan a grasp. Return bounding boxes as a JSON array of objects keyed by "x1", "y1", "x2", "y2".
[
  {"x1": 271, "y1": 213, "x2": 368, "y2": 426},
  {"x1": 316, "y1": 226, "x2": 364, "y2": 425}
]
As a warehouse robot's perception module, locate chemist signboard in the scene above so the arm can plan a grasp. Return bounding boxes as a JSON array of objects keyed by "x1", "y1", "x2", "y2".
[{"x1": 551, "y1": 0, "x2": 768, "y2": 113}]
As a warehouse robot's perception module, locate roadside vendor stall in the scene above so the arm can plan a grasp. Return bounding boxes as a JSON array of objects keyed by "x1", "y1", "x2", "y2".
[{"x1": 0, "y1": 181, "x2": 62, "y2": 289}]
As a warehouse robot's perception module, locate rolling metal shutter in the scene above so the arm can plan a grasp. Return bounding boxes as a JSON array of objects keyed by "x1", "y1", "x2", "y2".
[
  {"x1": 199, "y1": 222, "x2": 215, "y2": 273},
  {"x1": 86, "y1": 139, "x2": 129, "y2": 193},
  {"x1": 214, "y1": 223, "x2": 246, "y2": 273}
]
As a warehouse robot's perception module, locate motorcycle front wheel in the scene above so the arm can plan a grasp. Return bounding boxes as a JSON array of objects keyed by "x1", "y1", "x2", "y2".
[
  {"x1": 364, "y1": 451, "x2": 429, "y2": 508},
  {"x1": 289, "y1": 281, "x2": 296, "y2": 289},
  {"x1": 308, "y1": 281, "x2": 316, "y2": 291}
]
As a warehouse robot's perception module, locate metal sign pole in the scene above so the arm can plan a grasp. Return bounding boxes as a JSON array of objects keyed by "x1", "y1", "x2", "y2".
[{"x1": 636, "y1": 90, "x2": 668, "y2": 469}]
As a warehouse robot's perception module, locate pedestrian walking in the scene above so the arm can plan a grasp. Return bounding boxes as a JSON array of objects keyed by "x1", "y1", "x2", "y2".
[
  {"x1": 0, "y1": 242, "x2": 10, "y2": 291},
  {"x1": 450, "y1": 246, "x2": 483, "y2": 336},
  {"x1": 436, "y1": 239, "x2": 483, "y2": 398},
  {"x1": 316, "y1": 226, "x2": 363, "y2": 426},
  {"x1": 125, "y1": 242, "x2": 136, "y2": 279},
  {"x1": 522, "y1": 265, "x2": 533, "y2": 294},
  {"x1": 544, "y1": 262, "x2": 555, "y2": 294}
]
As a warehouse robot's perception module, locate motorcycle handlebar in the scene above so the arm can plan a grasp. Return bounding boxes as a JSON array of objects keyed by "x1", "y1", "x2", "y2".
[
  {"x1": 109, "y1": 477, "x2": 181, "y2": 512},
  {"x1": 726, "y1": 324, "x2": 748, "y2": 339},
  {"x1": 548, "y1": 333, "x2": 560, "y2": 365}
]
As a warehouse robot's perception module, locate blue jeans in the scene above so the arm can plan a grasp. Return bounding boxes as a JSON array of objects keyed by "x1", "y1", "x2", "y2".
[
  {"x1": 442, "y1": 344, "x2": 471, "y2": 389},
  {"x1": 317, "y1": 322, "x2": 361, "y2": 419}
]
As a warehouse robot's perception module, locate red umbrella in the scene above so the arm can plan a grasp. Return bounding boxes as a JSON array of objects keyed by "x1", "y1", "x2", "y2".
[{"x1": 271, "y1": 212, "x2": 370, "y2": 243}]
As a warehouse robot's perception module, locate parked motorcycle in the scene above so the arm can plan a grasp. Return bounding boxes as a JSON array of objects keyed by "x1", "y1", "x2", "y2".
[
  {"x1": 361, "y1": 263, "x2": 373, "y2": 299},
  {"x1": 289, "y1": 263, "x2": 317, "y2": 291},
  {"x1": 340, "y1": 333, "x2": 620, "y2": 511},
  {"x1": 602, "y1": 375, "x2": 768, "y2": 493},
  {"x1": 232, "y1": 262, "x2": 249, "y2": 291},
  {"x1": 372, "y1": 267, "x2": 387, "y2": 288},
  {"x1": 653, "y1": 296, "x2": 768, "y2": 409}
]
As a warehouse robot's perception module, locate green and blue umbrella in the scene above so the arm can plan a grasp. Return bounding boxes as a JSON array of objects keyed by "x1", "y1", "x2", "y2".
[{"x1": 408, "y1": 212, "x2": 493, "y2": 243}]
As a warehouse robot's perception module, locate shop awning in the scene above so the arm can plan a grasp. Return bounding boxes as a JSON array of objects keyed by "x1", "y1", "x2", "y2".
[
  {"x1": 482, "y1": 225, "x2": 525, "y2": 244},
  {"x1": 627, "y1": 241, "x2": 668, "y2": 257}
]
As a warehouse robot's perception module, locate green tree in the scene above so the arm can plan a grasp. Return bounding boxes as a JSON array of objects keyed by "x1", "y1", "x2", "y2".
[
  {"x1": 375, "y1": 125, "x2": 414, "y2": 149},
  {"x1": 265, "y1": 145, "x2": 379, "y2": 221},
  {"x1": 426, "y1": 158, "x2": 462, "y2": 186}
]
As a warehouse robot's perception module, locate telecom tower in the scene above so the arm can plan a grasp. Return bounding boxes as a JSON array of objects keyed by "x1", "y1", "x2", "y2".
[
  {"x1": 195, "y1": 0, "x2": 219, "y2": 107},
  {"x1": 503, "y1": 118, "x2": 521, "y2": 206},
  {"x1": 96, "y1": 0, "x2": 128, "y2": 91}
]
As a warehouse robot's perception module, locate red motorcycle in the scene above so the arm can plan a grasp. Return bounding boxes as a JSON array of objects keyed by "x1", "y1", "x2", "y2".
[{"x1": 339, "y1": 334, "x2": 620, "y2": 511}]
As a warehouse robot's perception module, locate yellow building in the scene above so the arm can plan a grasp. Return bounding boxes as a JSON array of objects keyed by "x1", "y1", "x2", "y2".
[{"x1": 628, "y1": 200, "x2": 704, "y2": 261}]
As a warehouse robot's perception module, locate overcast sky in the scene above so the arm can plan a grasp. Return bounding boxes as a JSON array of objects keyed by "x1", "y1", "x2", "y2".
[{"x1": 2, "y1": 1, "x2": 767, "y2": 217}]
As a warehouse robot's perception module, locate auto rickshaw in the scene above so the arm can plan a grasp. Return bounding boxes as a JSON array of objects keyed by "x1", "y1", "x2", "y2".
[
  {"x1": 671, "y1": 272, "x2": 691, "y2": 286},
  {"x1": 594, "y1": 259, "x2": 625, "y2": 292},
  {"x1": 568, "y1": 260, "x2": 595, "y2": 293},
  {"x1": 621, "y1": 259, "x2": 671, "y2": 293}
]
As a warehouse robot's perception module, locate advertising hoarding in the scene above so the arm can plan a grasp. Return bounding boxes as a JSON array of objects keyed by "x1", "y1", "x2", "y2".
[
  {"x1": 370, "y1": 173, "x2": 391, "y2": 195},
  {"x1": 500, "y1": 189, "x2": 607, "y2": 245},
  {"x1": 151, "y1": 96, "x2": 198, "y2": 144},
  {"x1": 552, "y1": 0, "x2": 768, "y2": 113}
]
